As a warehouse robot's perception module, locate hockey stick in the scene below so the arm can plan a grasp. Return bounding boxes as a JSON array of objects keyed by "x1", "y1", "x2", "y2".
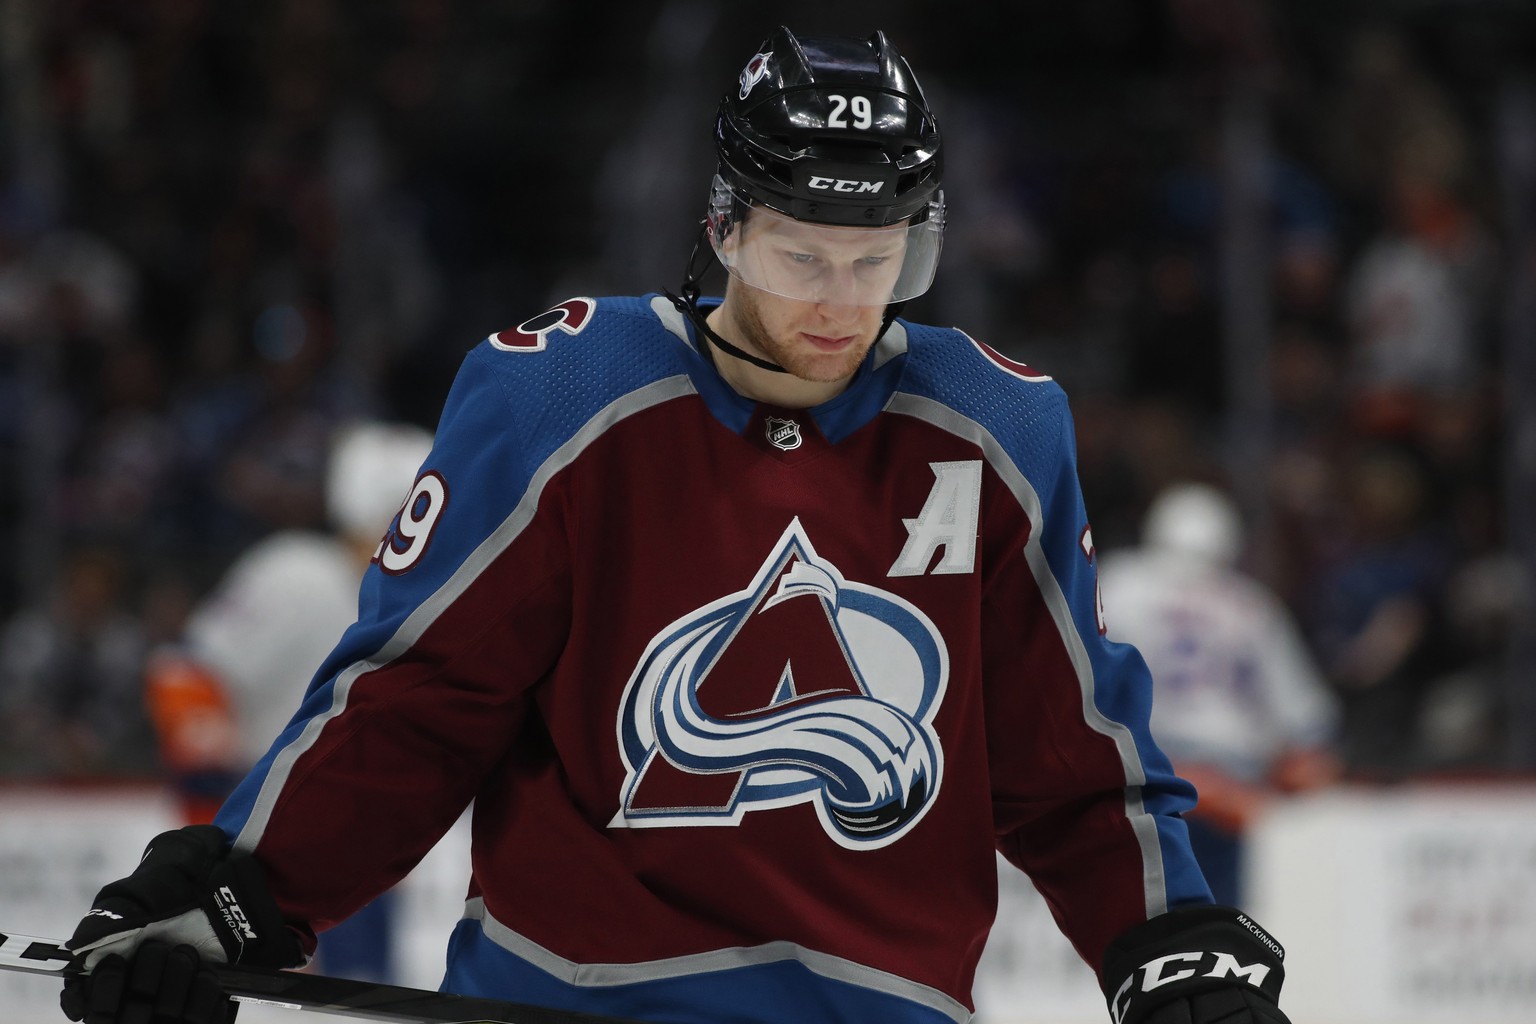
[{"x1": 0, "y1": 929, "x2": 640, "y2": 1024}]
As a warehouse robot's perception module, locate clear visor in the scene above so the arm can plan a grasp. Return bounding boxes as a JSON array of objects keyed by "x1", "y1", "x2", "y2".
[{"x1": 706, "y1": 175, "x2": 944, "y2": 307}]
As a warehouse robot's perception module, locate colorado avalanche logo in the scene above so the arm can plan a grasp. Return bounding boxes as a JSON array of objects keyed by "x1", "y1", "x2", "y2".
[
  {"x1": 611, "y1": 519, "x2": 947, "y2": 849},
  {"x1": 738, "y1": 51, "x2": 773, "y2": 100}
]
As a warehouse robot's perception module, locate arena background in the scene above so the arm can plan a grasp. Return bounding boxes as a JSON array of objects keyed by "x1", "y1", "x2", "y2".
[{"x1": 0, "y1": 1, "x2": 1533, "y2": 1022}]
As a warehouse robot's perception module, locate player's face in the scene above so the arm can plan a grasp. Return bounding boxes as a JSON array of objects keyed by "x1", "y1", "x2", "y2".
[
  {"x1": 719, "y1": 211, "x2": 903, "y2": 385},
  {"x1": 725, "y1": 277, "x2": 887, "y2": 386}
]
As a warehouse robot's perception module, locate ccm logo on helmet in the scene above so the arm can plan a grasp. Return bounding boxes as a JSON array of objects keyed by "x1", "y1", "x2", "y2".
[{"x1": 808, "y1": 176, "x2": 884, "y2": 195}]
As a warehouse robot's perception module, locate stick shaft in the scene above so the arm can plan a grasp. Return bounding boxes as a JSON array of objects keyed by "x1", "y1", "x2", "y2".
[{"x1": 0, "y1": 929, "x2": 638, "y2": 1024}]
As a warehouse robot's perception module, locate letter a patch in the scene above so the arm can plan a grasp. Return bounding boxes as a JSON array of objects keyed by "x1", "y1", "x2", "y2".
[{"x1": 888, "y1": 461, "x2": 982, "y2": 577}]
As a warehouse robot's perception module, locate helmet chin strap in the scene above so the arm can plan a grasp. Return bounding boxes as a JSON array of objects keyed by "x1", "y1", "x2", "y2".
[
  {"x1": 666, "y1": 225, "x2": 788, "y2": 374},
  {"x1": 665, "y1": 223, "x2": 905, "y2": 378}
]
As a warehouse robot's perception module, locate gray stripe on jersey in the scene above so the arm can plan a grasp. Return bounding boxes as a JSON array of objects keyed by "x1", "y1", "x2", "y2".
[
  {"x1": 464, "y1": 897, "x2": 971, "y2": 1024},
  {"x1": 649, "y1": 294, "x2": 694, "y2": 349},
  {"x1": 231, "y1": 373, "x2": 699, "y2": 855},
  {"x1": 882, "y1": 391, "x2": 1170, "y2": 920},
  {"x1": 874, "y1": 320, "x2": 908, "y2": 369}
]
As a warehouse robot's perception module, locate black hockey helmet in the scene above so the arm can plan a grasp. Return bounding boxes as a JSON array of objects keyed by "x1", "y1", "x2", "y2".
[{"x1": 715, "y1": 26, "x2": 944, "y2": 228}]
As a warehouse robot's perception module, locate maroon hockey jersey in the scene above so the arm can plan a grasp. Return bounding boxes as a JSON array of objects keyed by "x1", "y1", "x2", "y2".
[{"x1": 216, "y1": 293, "x2": 1209, "y2": 1024}]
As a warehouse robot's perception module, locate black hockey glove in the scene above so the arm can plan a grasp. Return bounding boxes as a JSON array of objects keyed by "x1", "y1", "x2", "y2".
[
  {"x1": 1101, "y1": 905, "x2": 1290, "y2": 1024},
  {"x1": 61, "y1": 941, "x2": 237, "y2": 1024},
  {"x1": 60, "y1": 825, "x2": 304, "y2": 1024}
]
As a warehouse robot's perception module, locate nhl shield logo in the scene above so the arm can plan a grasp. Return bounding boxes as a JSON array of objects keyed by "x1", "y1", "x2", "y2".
[{"x1": 765, "y1": 416, "x2": 802, "y2": 451}]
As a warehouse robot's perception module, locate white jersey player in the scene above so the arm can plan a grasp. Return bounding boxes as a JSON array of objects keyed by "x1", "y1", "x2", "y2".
[{"x1": 1097, "y1": 482, "x2": 1341, "y2": 902}]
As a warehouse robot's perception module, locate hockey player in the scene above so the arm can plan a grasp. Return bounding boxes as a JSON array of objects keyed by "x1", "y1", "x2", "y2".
[
  {"x1": 1097, "y1": 482, "x2": 1341, "y2": 906},
  {"x1": 60, "y1": 28, "x2": 1295, "y2": 1024},
  {"x1": 145, "y1": 421, "x2": 436, "y2": 826}
]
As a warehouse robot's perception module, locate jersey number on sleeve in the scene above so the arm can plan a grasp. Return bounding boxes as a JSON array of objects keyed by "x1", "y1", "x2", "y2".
[{"x1": 374, "y1": 471, "x2": 449, "y2": 574}]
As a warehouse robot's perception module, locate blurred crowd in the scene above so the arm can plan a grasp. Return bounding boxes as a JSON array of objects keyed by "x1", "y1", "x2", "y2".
[{"x1": 0, "y1": 0, "x2": 1531, "y2": 785}]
